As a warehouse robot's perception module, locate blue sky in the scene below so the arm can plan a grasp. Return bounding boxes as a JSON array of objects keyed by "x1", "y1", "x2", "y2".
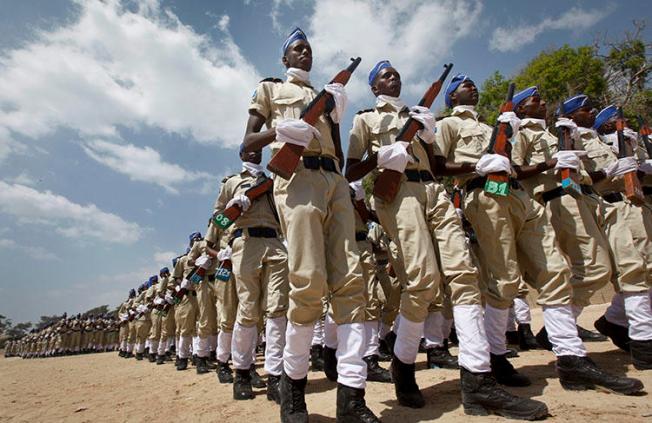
[{"x1": 0, "y1": 0, "x2": 649, "y2": 324}]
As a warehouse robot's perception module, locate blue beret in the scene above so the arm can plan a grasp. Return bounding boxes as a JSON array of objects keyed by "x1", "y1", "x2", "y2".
[
  {"x1": 189, "y1": 231, "x2": 201, "y2": 242},
  {"x1": 239, "y1": 143, "x2": 245, "y2": 154},
  {"x1": 129, "y1": 288, "x2": 136, "y2": 298},
  {"x1": 283, "y1": 27, "x2": 308, "y2": 54},
  {"x1": 160, "y1": 267, "x2": 169, "y2": 274},
  {"x1": 593, "y1": 105, "x2": 617, "y2": 130},
  {"x1": 149, "y1": 275, "x2": 158, "y2": 285},
  {"x1": 558, "y1": 94, "x2": 589, "y2": 115},
  {"x1": 445, "y1": 73, "x2": 473, "y2": 108},
  {"x1": 172, "y1": 257, "x2": 179, "y2": 268},
  {"x1": 513, "y1": 86, "x2": 538, "y2": 109},
  {"x1": 368, "y1": 60, "x2": 392, "y2": 86}
]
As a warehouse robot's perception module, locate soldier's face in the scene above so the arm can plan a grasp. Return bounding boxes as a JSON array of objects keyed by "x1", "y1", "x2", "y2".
[
  {"x1": 597, "y1": 116, "x2": 617, "y2": 135},
  {"x1": 282, "y1": 40, "x2": 312, "y2": 72},
  {"x1": 451, "y1": 81, "x2": 478, "y2": 106},
  {"x1": 570, "y1": 104, "x2": 596, "y2": 128},
  {"x1": 518, "y1": 95, "x2": 546, "y2": 119},
  {"x1": 371, "y1": 67, "x2": 401, "y2": 98},
  {"x1": 240, "y1": 150, "x2": 262, "y2": 164}
]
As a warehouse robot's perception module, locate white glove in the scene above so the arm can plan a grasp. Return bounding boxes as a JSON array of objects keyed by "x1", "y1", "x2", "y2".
[
  {"x1": 217, "y1": 246, "x2": 232, "y2": 261},
  {"x1": 349, "y1": 180, "x2": 365, "y2": 201},
  {"x1": 324, "y1": 83, "x2": 347, "y2": 124},
  {"x1": 497, "y1": 111, "x2": 521, "y2": 134},
  {"x1": 553, "y1": 150, "x2": 586, "y2": 170},
  {"x1": 276, "y1": 119, "x2": 321, "y2": 148},
  {"x1": 119, "y1": 314, "x2": 128, "y2": 322},
  {"x1": 409, "y1": 106, "x2": 436, "y2": 144},
  {"x1": 639, "y1": 159, "x2": 652, "y2": 174},
  {"x1": 226, "y1": 194, "x2": 251, "y2": 212},
  {"x1": 195, "y1": 254, "x2": 212, "y2": 269},
  {"x1": 455, "y1": 208, "x2": 464, "y2": 221},
  {"x1": 475, "y1": 154, "x2": 512, "y2": 176},
  {"x1": 377, "y1": 141, "x2": 414, "y2": 172},
  {"x1": 555, "y1": 118, "x2": 579, "y2": 141},
  {"x1": 164, "y1": 293, "x2": 175, "y2": 304},
  {"x1": 136, "y1": 304, "x2": 148, "y2": 314},
  {"x1": 605, "y1": 156, "x2": 638, "y2": 178},
  {"x1": 180, "y1": 279, "x2": 191, "y2": 290}
]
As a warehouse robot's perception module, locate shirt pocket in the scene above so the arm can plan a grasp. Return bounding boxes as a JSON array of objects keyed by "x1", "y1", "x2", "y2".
[
  {"x1": 458, "y1": 126, "x2": 485, "y2": 154},
  {"x1": 272, "y1": 87, "x2": 306, "y2": 119},
  {"x1": 369, "y1": 117, "x2": 401, "y2": 150}
]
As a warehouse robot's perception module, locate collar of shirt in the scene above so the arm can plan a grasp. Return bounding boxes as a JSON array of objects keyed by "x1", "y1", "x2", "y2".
[
  {"x1": 242, "y1": 162, "x2": 265, "y2": 178},
  {"x1": 376, "y1": 95, "x2": 407, "y2": 113},
  {"x1": 520, "y1": 118, "x2": 547, "y2": 130},
  {"x1": 577, "y1": 126, "x2": 597, "y2": 138},
  {"x1": 285, "y1": 67, "x2": 312, "y2": 86},
  {"x1": 451, "y1": 105, "x2": 478, "y2": 120}
]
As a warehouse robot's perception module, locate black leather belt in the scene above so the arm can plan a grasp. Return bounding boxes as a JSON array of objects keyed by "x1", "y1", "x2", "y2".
[
  {"x1": 581, "y1": 185, "x2": 594, "y2": 195},
  {"x1": 644, "y1": 186, "x2": 652, "y2": 196},
  {"x1": 602, "y1": 192, "x2": 624, "y2": 203},
  {"x1": 355, "y1": 231, "x2": 368, "y2": 241},
  {"x1": 206, "y1": 274, "x2": 216, "y2": 282},
  {"x1": 234, "y1": 227, "x2": 278, "y2": 238},
  {"x1": 466, "y1": 176, "x2": 520, "y2": 191},
  {"x1": 541, "y1": 186, "x2": 565, "y2": 203},
  {"x1": 404, "y1": 169, "x2": 434, "y2": 183},
  {"x1": 302, "y1": 156, "x2": 339, "y2": 173}
]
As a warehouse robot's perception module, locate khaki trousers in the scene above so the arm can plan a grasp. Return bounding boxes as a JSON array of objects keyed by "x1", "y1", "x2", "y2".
[
  {"x1": 213, "y1": 276, "x2": 238, "y2": 333},
  {"x1": 134, "y1": 319, "x2": 151, "y2": 345},
  {"x1": 149, "y1": 310, "x2": 163, "y2": 341},
  {"x1": 160, "y1": 306, "x2": 176, "y2": 340},
  {"x1": 174, "y1": 293, "x2": 198, "y2": 337},
  {"x1": 357, "y1": 239, "x2": 382, "y2": 321},
  {"x1": 196, "y1": 276, "x2": 218, "y2": 338},
  {"x1": 274, "y1": 166, "x2": 366, "y2": 325}
]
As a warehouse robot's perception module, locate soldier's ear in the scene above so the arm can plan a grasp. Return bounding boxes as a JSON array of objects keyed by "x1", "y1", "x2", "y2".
[
  {"x1": 281, "y1": 55, "x2": 289, "y2": 68},
  {"x1": 449, "y1": 91, "x2": 457, "y2": 105},
  {"x1": 370, "y1": 83, "x2": 379, "y2": 96}
]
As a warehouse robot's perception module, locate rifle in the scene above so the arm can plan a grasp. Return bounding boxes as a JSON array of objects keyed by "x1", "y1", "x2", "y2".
[
  {"x1": 616, "y1": 107, "x2": 644, "y2": 205},
  {"x1": 267, "y1": 57, "x2": 362, "y2": 179},
  {"x1": 213, "y1": 176, "x2": 274, "y2": 230},
  {"x1": 373, "y1": 63, "x2": 453, "y2": 203},
  {"x1": 557, "y1": 101, "x2": 582, "y2": 198},
  {"x1": 483, "y1": 83, "x2": 516, "y2": 197},
  {"x1": 637, "y1": 116, "x2": 652, "y2": 158}
]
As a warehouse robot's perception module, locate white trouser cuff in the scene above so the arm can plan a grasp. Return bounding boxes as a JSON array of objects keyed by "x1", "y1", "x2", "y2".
[
  {"x1": 484, "y1": 304, "x2": 509, "y2": 355},
  {"x1": 196, "y1": 337, "x2": 210, "y2": 358},
  {"x1": 423, "y1": 311, "x2": 445, "y2": 348},
  {"x1": 624, "y1": 292, "x2": 652, "y2": 341},
  {"x1": 149, "y1": 340, "x2": 159, "y2": 353},
  {"x1": 336, "y1": 323, "x2": 367, "y2": 389},
  {"x1": 136, "y1": 343, "x2": 145, "y2": 353},
  {"x1": 324, "y1": 314, "x2": 338, "y2": 349},
  {"x1": 506, "y1": 307, "x2": 517, "y2": 332},
  {"x1": 157, "y1": 339, "x2": 168, "y2": 356},
  {"x1": 265, "y1": 316, "x2": 286, "y2": 376},
  {"x1": 605, "y1": 293, "x2": 629, "y2": 327},
  {"x1": 120, "y1": 340, "x2": 127, "y2": 350},
  {"x1": 312, "y1": 319, "x2": 324, "y2": 346},
  {"x1": 178, "y1": 336, "x2": 191, "y2": 359},
  {"x1": 394, "y1": 314, "x2": 424, "y2": 364},
  {"x1": 168, "y1": 337, "x2": 175, "y2": 347},
  {"x1": 127, "y1": 344, "x2": 134, "y2": 353},
  {"x1": 542, "y1": 305, "x2": 586, "y2": 357},
  {"x1": 145, "y1": 340, "x2": 151, "y2": 349},
  {"x1": 232, "y1": 323, "x2": 257, "y2": 369},
  {"x1": 217, "y1": 331, "x2": 233, "y2": 363},
  {"x1": 454, "y1": 305, "x2": 491, "y2": 373},
  {"x1": 209, "y1": 334, "x2": 217, "y2": 352},
  {"x1": 283, "y1": 322, "x2": 313, "y2": 380},
  {"x1": 513, "y1": 297, "x2": 531, "y2": 324},
  {"x1": 363, "y1": 321, "x2": 380, "y2": 357},
  {"x1": 192, "y1": 336, "x2": 200, "y2": 354}
]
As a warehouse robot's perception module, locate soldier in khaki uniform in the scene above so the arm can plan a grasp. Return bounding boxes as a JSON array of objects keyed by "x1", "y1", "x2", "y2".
[
  {"x1": 172, "y1": 249, "x2": 199, "y2": 371},
  {"x1": 569, "y1": 100, "x2": 652, "y2": 369},
  {"x1": 510, "y1": 87, "x2": 611, "y2": 344},
  {"x1": 243, "y1": 27, "x2": 376, "y2": 423},
  {"x1": 155, "y1": 266, "x2": 175, "y2": 364},
  {"x1": 212, "y1": 146, "x2": 290, "y2": 402},
  {"x1": 118, "y1": 290, "x2": 135, "y2": 357},
  {"x1": 434, "y1": 75, "x2": 643, "y2": 395},
  {"x1": 133, "y1": 281, "x2": 153, "y2": 360},
  {"x1": 148, "y1": 271, "x2": 166, "y2": 362}
]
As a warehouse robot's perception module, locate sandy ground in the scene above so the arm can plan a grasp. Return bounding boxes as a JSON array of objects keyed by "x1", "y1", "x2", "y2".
[{"x1": 1, "y1": 304, "x2": 651, "y2": 423}]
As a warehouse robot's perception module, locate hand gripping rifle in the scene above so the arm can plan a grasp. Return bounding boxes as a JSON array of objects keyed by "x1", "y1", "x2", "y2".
[
  {"x1": 616, "y1": 107, "x2": 644, "y2": 205},
  {"x1": 267, "y1": 57, "x2": 362, "y2": 179},
  {"x1": 557, "y1": 101, "x2": 582, "y2": 198},
  {"x1": 372, "y1": 63, "x2": 453, "y2": 203},
  {"x1": 483, "y1": 83, "x2": 515, "y2": 197}
]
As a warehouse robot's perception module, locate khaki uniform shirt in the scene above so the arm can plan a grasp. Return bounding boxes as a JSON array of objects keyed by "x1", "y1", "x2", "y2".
[
  {"x1": 249, "y1": 75, "x2": 337, "y2": 160},
  {"x1": 576, "y1": 128, "x2": 623, "y2": 195}
]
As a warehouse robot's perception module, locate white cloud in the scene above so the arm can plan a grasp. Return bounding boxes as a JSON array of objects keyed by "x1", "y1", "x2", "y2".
[
  {"x1": 153, "y1": 250, "x2": 177, "y2": 268},
  {"x1": 0, "y1": 238, "x2": 61, "y2": 261},
  {"x1": 218, "y1": 14, "x2": 230, "y2": 32},
  {"x1": 271, "y1": 0, "x2": 295, "y2": 33},
  {"x1": 0, "y1": 181, "x2": 143, "y2": 244},
  {"x1": 307, "y1": 0, "x2": 483, "y2": 103},
  {"x1": 82, "y1": 139, "x2": 214, "y2": 194},
  {"x1": 0, "y1": 0, "x2": 261, "y2": 162},
  {"x1": 6, "y1": 171, "x2": 38, "y2": 187},
  {"x1": 489, "y1": 6, "x2": 613, "y2": 52}
]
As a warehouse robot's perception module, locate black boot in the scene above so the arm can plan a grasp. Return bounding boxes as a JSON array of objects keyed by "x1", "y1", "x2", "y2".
[
  {"x1": 556, "y1": 355, "x2": 643, "y2": 395},
  {"x1": 135, "y1": 352, "x2": 143, "y2": 361},
  {"x1": 391, "y1": 356, "x2": 425, "y2": 408},
  {"x1": 426, "y1": 345, "x2": 459, "y2": 369},
  {"x1": 505, "y1": 348, "x2": 520, "y2": 359},
  {"x1": 279, "y1": 371, "x2": 308, "y2": 423},
  {"x1": 191, "y1": 354, "x2": 198, "y2": 366},
  {"x1": 577, "y1": 325, "x2": 608, "y2": 342},
  {"x1": 418, "y1": 338, "x2": 427, "y2": 353},
  {"x1": 311, "y1": 344, "x2": 324, "y2": 372},
  {"x1": 460, "y1": 367, "x2": 549, "y2": 420},
  {"x1": 448, "y1": 327, "x2": 459, "y2": 346},
  {"x1": 506, "y1": 331, "x2": 519, "y2": 346},
  {"x1": 169, "y1": 344, "x2": 176, "y2": 353},
  {"x1": 517, "y1": 324, "x2": 540, "y2": 351},
  {"x1": 630, "y1": 340, "x2": 652, "y2": 370},
  {"x1": 594, "y1": 316, "x2": 630, "y2": 352},
  {"x1": 216, "y1": 360, "x2": 234, "y2": 383},
  {"x1": 490, "y1": 353, "x2": 531, "y2": 387},
  {"x1": 324, "y1": 346, "x2": 338, "y2": 382},
  {"x1": 267, "y1": 374, "x2": 281, "y2": 404},
  {"x1": 209, "y1": 351, "x2": 217, "y2": 363},
  {"x1": 250, "y1": 364, "x2": 267, "y2": 388},
  {"x1": 363, "y1": 355, "x2": 392, "y2": 383},
  {"x1": 336, "y1": 383, "x2": 380, "y2": 423},
  {"x1": 176, "y1": 357, "x2": 188, "y2": 371},
  {"x1": 196, "y1": 356, "x2": 209, "y2": 374},
  {"x1": 148, "y1": 353, "x2": 156, "y2": 363},
  {"x1": 118, "y1": 350, "x2": 125, "y2": 357},
  {"x1": 535, "y1": 327, "x2": 553, "y2": 351},
  {"x1": 377, "y1": 339, "x2": 392, "y2": 362},
  {"x1": 233, "y1": 368, "x2": 254, "y2": 400},
  {"x1": 156, "y1": 354, "x2": 165, "y2": 365},
  {"x1": 385, "y1": 330, "x2": 397, "y2": 353}
]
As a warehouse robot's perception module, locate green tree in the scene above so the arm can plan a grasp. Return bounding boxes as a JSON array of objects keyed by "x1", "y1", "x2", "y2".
[
  {"x1": 6, "y1": 322, "x2": 32, "y2": 339},
  {"x1": 0, "y1": 314, "x2": 11, "y2": 335},
  {"x1": 83, "y1": 304, "x2": 110, "y2": 317},
  {"x1": 477, "y1": 71, "x2": 510, "y2": 124}
]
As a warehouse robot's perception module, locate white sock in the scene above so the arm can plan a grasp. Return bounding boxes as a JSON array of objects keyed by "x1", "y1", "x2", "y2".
[
  {"x1": 336, "y1": 323, "x2": 367, "y2": 389},
  {"x1": 178, "y1": 336, "x2": 191, "y2": 359},
  {"x1": 605, "y1": 293, "x2": 629, "y2": 327},
  {"x1": 542, "y1": 305, "x2": 586, "y2": 356},
  {"x1": 149, "y1": 340, "x2": 159, "y2": 354},
  {"x1": 506, "y1": 306, "x2": 517, "y2": 332},
  {"x1": 623, "y1": 292, "x2": 652, "y2": 341},
  {"x1": 192, "y1": 336, "x2": 199, "y2": 355},
  {"x1": 265, "y1": 316, "x2": 287, "y2": 376},
  {"x1": 484, "y1": 304, "x2": 509, "y2": 355},
  {"x1": 363, "y1": 321, "x2": 380, "y2": 357},
  {"x1": 283, "y1": 321, "x2": 313, "y2": 380},
  {"x1": 196, "y1": 337, "x2": 210, "y2": 358},
  {"x1": 217, "y1": 331, "x2": 233, "y2": 363},
  {"x1": 324, "y1": 314, "x2": 338, "y2": 349},
  {"x1": 157, "y1": 339, "x2": 168, "y2": 356},
  {"x1": 454, "y1": 305, "x2": 491, "y2": 373},
  {"x1": 393, "y1": 314, "x2": 424, "y2": 364},
  {"x1": 423, "y1": 311, "x2": 445, "y2": 348},
  {"x1": 513, "y1": 297, "x2": 531, "y2": 324},
  {"x1": 232, "y1": 323, "x2": 257, "y2": 369}
]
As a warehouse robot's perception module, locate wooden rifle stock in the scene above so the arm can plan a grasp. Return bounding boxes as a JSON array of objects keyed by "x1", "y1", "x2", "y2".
[
  {"x1": 212, "y1": 176, "x2": 274, "y2": 229},
  {"x1": 557, "y1": 101, "x2": 582, "y2": 198},
  {"x1": 484, "y1": 83, "x2": 516, "y2": 196},
  {"x1": 373, "y1": 63, "x2": 453, "y2": 203},
  {"x1": 616, "y1": 108, "x2": 644, "y2": 205},
  {"x1": 267, "y1": 57, "x2": 362, "y2": 179},
  {"x1": 637, "y1": 116, "x2": 652, "y2": 159}
]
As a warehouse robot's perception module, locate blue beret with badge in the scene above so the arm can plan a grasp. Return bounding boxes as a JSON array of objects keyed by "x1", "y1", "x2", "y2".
[
  {"x1": 558, "y1": 94, "x2": 589, "y2": 115},
  {"x1": 512, "y1": 86, "x2": 539, "y2": 110},
  {"x1": 593, "y1": 105, "x2": 617, "y2": 130},
  {"x1": 368, "y1": 60, "x2": 392, "y2": 86},
  {"x1": 283, "y1": 27, "x2": 308, "y2": 55}
]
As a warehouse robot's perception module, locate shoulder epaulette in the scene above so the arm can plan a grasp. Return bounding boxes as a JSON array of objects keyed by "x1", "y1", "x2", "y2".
[
  {"x1": 260, "y1": 77, "x2": 283, "y2": 83},
  {"x1": 356, "y1": 108, "x2": 373, "y2": 115},
  {"x1": 221, "y1": 174, "x2": 237, "y2": 183}
]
